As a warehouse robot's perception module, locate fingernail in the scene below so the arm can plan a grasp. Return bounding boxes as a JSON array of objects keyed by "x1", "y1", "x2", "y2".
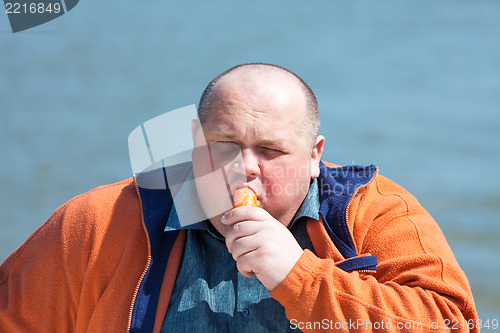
[{"x1": 221, "y1": 214, "x2": 227, "y2": 224}]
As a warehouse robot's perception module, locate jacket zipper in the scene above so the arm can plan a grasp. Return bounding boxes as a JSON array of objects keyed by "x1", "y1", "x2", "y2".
[
  {"x1": 127, "y1": 179, "x2": 152, "y2": 332},
  {"x1": 358, "y1": 269, "x2": 377, "y2": 274},
  {"x1": 344, "y1": 167, "x2": 379, "y2": 255}
]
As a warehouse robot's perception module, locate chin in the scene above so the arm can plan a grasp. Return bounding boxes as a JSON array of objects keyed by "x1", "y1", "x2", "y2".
[{"x1": 208, "y1": 216, "x2": 228, "y2": 237}]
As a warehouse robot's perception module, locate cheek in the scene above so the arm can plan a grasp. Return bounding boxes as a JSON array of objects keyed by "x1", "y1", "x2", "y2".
[
  {"x1": 193, "y1": 162, "x2": 233, "y2": 221},
  {"x1": 260, "y1": 160, "x2": 312, "y2": 199}
]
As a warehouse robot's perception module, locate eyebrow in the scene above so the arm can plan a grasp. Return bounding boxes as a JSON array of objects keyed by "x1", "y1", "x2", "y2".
[
  {"x1": 213, "y1": 130, "x2": 237, "y2": 139},
  {"x1": 212, "y1": 130, "x2": 283, "y2": 147}
]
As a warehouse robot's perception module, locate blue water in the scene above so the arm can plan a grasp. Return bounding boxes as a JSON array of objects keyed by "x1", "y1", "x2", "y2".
[{"x1": 1, "y1": 0, "x2": 499, "y2": 319}]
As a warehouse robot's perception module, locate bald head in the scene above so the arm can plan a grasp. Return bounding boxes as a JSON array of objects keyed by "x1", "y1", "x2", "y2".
[{"x1": 198, "y1": 63, "x2": 320, "y2": 148}]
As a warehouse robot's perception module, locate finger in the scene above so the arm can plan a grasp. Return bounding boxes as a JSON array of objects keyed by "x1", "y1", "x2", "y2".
[
  {"x1": 221, "y1": 206, "x2": 268, "y2": 226},
  {"x1": 225, "y1": 220, "x2": 262, "y2": 252},
  {"x1": 236, "y1": 252, "x2": 257, "y2": 278},
  {"x1": 229, "y1": 234, "x2": 263, "y2": 261}
]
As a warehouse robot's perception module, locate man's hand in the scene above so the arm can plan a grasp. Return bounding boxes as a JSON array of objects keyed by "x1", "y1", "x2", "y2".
[{"x1": 222, "y1": 206, "x2": 304, "y2": 290}]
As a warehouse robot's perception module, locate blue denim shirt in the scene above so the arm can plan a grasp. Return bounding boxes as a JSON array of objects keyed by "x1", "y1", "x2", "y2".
[{"x1": 161, "y1": 179, "x2": 319, "y2": 333}]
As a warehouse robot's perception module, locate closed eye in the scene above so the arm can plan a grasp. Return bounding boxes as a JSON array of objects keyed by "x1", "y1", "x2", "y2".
[
  {"x1": 260, "y1": 146, "x2": 286, "y2": 158},
  {"x1": 208, "y1": 141, "x2": 241, "y2": 165}
]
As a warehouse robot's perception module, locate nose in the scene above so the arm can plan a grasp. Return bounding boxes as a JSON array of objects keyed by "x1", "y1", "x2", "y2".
[{"x1": 233, "y1": 148, "x2": 261, "y2": 179}]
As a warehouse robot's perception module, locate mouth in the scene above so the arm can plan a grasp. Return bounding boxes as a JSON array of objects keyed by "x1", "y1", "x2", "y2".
[
  {"x1": 230, "y1": 184, "x2": 256, "y2": 195},
  {"x1": 229, "y1": 184, "x2": 260, "y2": 206}
]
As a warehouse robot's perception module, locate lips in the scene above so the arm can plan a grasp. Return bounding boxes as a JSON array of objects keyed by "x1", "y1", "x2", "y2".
[
  {"x1": 230, "y1": 184, "x2": 257, "y2": 197},
  {"x1": 230, "y1": 184, "x2": 260, "y2": 207}
]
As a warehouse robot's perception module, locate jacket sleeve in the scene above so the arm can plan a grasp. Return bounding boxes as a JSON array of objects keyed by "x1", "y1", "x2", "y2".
[
  {"x1": 270, "y1": 174, "x2": 479, "y2": 332},
  {"x1": 0, "y1": 180, "x2": 146, "y2": 333},
  {"x1": 0, "y1": 203, "x2": 79, "y2": 332}
]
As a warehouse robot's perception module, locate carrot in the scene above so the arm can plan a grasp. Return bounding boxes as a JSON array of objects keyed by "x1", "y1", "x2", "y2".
[{"x1": 233, "y1": 188, "x2": 257, "y2": 207}]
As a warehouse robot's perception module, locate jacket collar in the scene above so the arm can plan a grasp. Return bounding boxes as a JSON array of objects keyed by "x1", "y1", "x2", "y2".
[{"x1": 317, "y1": 161, "x2": 378, "y2": 259}]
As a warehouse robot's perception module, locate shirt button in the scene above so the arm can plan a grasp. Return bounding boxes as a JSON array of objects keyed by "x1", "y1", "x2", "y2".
[{"x1": 241, "y1": 308, "x2": 249, "y2": 317}]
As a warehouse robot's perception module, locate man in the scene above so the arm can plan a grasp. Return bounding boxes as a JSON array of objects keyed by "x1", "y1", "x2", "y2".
[{"x1": 0, "y1": 63, "x2": 478, "y2": 332}]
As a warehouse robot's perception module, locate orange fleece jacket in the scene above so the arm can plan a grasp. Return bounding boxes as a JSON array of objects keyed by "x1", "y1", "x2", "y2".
[
  {"x1": 0, "y1": 169, "x2": 477, "y2": 332},
  {"x1": 270, "y1": 164, "x2": 478, "y2": 332}
]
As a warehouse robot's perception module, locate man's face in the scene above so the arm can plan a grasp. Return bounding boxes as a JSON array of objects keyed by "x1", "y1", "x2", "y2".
[{"x1": 192, "y1": 71, "x2": 323, "y2": 236}]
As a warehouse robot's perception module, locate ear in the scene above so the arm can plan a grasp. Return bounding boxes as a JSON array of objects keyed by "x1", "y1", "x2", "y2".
[
  {"x1": 310, "y1": 135, "x2": 325, "y2": 178},
  {"x1": 192, "y1": 118, "x2": 201, "y2": 142}
]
